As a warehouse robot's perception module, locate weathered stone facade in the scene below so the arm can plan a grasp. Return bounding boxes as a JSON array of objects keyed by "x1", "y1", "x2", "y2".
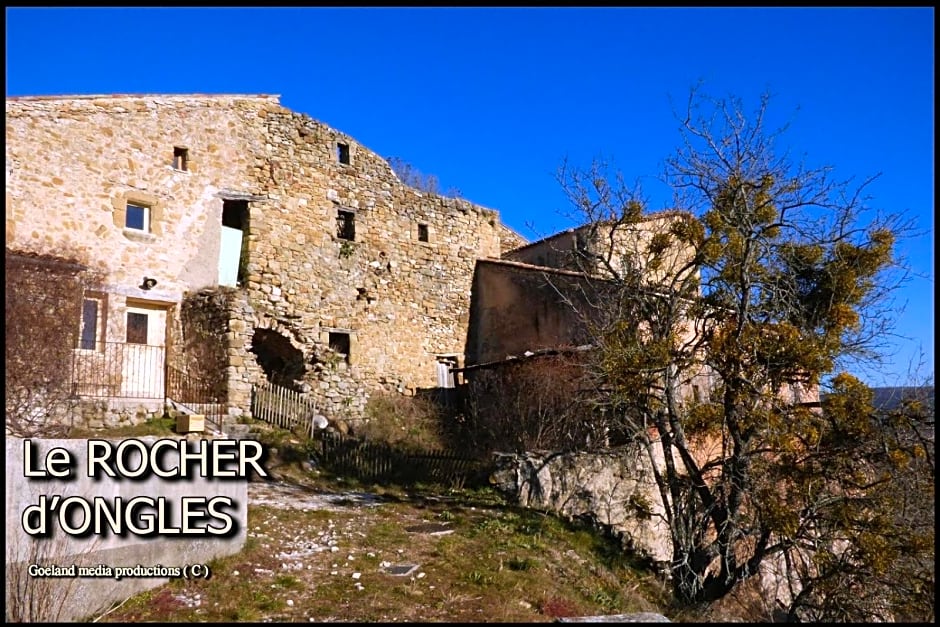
[
  {"x1": 465, "y1": 259, "x2": 600, "y2": 365},
  {"x1": 490, "y1": 447, "x2": 672, "y2": 566},
  {"x1": 6, "y1": 94, "x2": 512, "y2": 423},
  {"x1": 503, "y1": 211, "x2": 698, "y2": 285}
]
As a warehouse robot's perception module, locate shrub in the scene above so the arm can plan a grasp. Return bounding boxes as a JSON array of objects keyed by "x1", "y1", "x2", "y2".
[{"x1": 359, "y1": 391, "x2": 446, "y2": 450}]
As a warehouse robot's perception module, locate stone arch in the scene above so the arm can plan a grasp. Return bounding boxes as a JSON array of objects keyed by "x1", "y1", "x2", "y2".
[{"x1": 250, "y1": 328, "x2": 306, "y2": 390}]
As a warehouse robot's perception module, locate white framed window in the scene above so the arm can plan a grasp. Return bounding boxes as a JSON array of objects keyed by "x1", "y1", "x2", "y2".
[{"x1": 125, "y1": 202, "x2": 151, "y2": 233}]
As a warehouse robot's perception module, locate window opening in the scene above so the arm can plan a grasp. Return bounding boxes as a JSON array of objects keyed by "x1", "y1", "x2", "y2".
[
  {"x1": 173, "y1": 147, "x2": 188, "y2": 171},
  {"x1": 337, "y1": 142, "x2": 350, "y2": 165},
  {"x1": 436, "y1": 356, "x2": 458, "y2": 389},
  {"x1": 329, "y1": 332, "x2": 351, "y2": 363},
  {"x1": 222, "y1": 200, "x2": 250, "y2": 284},
  {"x1": 337, "y1": 209, "x2": 356, "y2": 241},
  {"x1": 79, "y1": 298, "x2": 99, "y2": 350},
  {"x1": 418, "y1": 223, "x2": 429, "y2": 243},
  {"x1": 127, "y1": 312, "x2": 149, "y2": 345},
  {"x1": 125, "y1": 203, "x2": 150, "y2": 232}
]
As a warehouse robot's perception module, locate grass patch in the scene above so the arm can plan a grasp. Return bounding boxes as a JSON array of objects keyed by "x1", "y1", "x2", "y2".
[
  {"x1": 97, "y1": 473, "x2": 672, "y2": 623},
  {"x1": 67, "y1": 414, "x2": 178, "y2": 438}
]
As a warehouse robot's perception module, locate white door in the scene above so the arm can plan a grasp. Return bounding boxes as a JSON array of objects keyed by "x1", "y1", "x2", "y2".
[
  {"x1": 218, "y1": 225, "x2": 243, "y2": 287},
  {"x1": 122, "y1": 305, "x2": 167, "y2": 398}
]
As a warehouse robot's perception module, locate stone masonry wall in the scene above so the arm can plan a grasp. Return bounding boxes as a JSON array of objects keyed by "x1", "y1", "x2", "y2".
[
  {"x1": 490, "y1": 446, "x2": 672, "y2": 567},
  {"x1": 5, "y1": 95, "x2": 274, "y2": 297},
  {"x1": 6, "y1": 94, "x2": 510, "y2": 423},
  {"x1": 223, "y1": 105, "x2": 505, "y2": 420},
  {"x1": 505, "y1": 211, "x2": 697, "y2": 286}
]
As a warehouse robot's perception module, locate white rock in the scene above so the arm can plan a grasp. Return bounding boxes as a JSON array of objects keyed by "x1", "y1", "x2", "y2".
[
  {"x1": 352, "y1": 572, "x2": 361, "y2": 580},
  {"x1": 286, "y1": 600, "x2": 294, "y2": 607}
]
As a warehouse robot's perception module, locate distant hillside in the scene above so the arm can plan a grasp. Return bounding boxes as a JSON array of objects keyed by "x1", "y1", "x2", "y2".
[{"x1": 869, "y1": 386, "x2": 935, "y2": 412}]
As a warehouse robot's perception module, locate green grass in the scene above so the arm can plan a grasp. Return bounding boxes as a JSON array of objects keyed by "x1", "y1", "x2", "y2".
[
  {"x1": 67, "y1": 414, "x2": 178, "y2": 438},
  {"x1": 79, "y1": 421, "x2": 674, "y2": 622},
  {"x1": 94, "y1": 477, "x2": 673, "y2": 623}
]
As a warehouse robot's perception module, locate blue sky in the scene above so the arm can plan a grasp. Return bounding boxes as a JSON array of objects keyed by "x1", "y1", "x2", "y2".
[{"x1": 6, "y1": 7, "x2": 934, "y2": 387}]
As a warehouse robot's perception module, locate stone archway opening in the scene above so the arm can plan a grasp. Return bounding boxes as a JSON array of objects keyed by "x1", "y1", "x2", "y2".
[{"x1": 250, "y1": 328, "x2": 305, "y2": 390}]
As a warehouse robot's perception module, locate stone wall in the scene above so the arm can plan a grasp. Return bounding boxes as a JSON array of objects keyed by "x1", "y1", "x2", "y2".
[
  {"x1": 497, "y1": 222, "x2": 529, "y2": 255},
  {"x1": 465, "y1": 258, "x2": 602, "y2": 365},
  {"x1": 504, "y1": 211, "x2": 697, "y2": 286},
  {"x1": 230, "y1": 104, "x2": 507, "y2": 419},
  {"x1": 6, "y1": 94, "x2": 514, "y2": 423},
  {"x1": 5, "y1": 94, "x2": 272, "y2": 296},
  {"x1": 490, "y1": 442, "x2": 809, "y2": 614},
  {"x1": 489, "y1": 447, "x2": 672, "y2": 567},
  {"x1": 73, "y1": 399, "x2": 163, "y2": 431}
]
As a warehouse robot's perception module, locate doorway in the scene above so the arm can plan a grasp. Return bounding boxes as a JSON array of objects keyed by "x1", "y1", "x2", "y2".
[{"x1": 122, "y1": 303, "x2": 167, "y2": 398}]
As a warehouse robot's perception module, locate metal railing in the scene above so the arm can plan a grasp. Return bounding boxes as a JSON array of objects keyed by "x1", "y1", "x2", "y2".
[
  {"x1": 70, "y1": 341, "x2": 227, "y2": 429},
  {"x1": 71, "y1": 341, "x2": 166, "y2": 399},
  {"x1": 166, "y1": 365, "x2": 226, "y2": 431},
  {"x1": 313, "y1": 431, "x2": 488, "y2": 488}
]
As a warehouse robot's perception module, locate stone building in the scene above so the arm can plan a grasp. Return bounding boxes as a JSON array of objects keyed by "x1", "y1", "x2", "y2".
[
  {"x1": 5, "y1": 93, "x2": 810, "y2": 433},
  {"x1": 5, "y1": 93, "x2": 527, "y2": 426}
]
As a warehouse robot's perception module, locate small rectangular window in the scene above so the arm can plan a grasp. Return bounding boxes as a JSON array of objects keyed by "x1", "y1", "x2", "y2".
[
  {"x1": 127, "y1": 312, "x2": 149, "y2": 345},
  {"x1": 337, "y1": 142, "x2": 350, "y2": 165},
  {"x1": 79, "y1": 298, "x2": 99, "y2": 350},
  {"x1": 126, "y1": 203, "x2": 150, "y2": 232},
  {"x1": 418, "y1": 223, "x2": 429, "y2": 243},
  {"x1": 337, "y1": 209, "x2": 355, "y2": 241},
  {"x1": 328, "y1": 332, "x2": 350, "y2": 363},
  {"x1": 173, "y1": 146, "x2": 188, "y2": 171}
]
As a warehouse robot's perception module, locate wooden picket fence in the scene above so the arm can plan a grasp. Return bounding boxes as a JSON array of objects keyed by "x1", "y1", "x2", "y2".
[
  {"x1": 251, "y1": 382, "x2": 320, "y2": 437},
  {"x1": 312, "y1": 430, "x2": 488, "y2": 488}
]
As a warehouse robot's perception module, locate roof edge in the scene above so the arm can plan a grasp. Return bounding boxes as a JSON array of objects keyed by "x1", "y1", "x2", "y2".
[{"x1": 6, "y1": 93, "x2": 281, "y2": 102}]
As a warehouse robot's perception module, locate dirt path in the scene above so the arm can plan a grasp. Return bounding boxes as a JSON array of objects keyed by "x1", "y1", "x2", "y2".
[{"x1": 247, "y1": 480, "x2": 385, "y2": 511}]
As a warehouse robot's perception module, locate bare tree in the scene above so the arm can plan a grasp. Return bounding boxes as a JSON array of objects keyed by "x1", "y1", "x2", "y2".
[
  {"x1": 549, "y1": 88, "x2": 927, "y2": 617},
  {"x1": 387, "y1": 156, "x2": 463, "y2": 198},
  {"x1": 457, "y1": 352, "x2": 608, "y2": 455},
  {"x1": 5, "y1": 250, "x2": 103, "y2": 437}
]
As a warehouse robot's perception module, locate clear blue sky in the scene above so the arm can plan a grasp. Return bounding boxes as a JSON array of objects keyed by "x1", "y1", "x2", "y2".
[{"x1": 6, "y1": 7, "x2": 934, "y2": 387}]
